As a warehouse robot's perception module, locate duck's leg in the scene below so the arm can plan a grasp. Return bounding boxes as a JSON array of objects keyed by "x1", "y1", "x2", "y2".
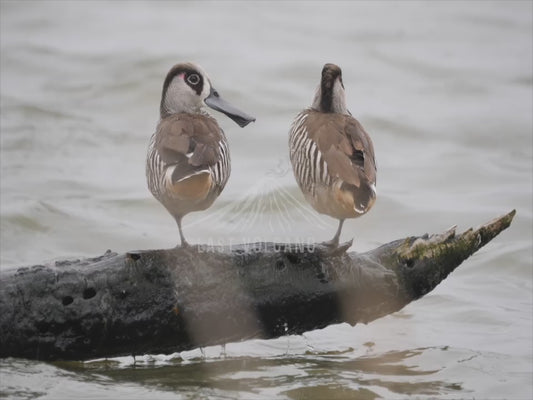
[
  {"x1": 331, "y1": 219, "x2": 344, "y2": 247},
  {"x1": 321, "y1": 219, "x2": 344, "y2": 247},
  {"x1": 318, "y1": 219, "x2": 353, "y2": 254},
  {"x1": 176, "y1": 216, "x2": 189, "y2": 248}
]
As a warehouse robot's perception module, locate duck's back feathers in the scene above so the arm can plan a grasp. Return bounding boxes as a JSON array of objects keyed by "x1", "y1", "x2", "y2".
[{"x1": 304, "y1": 109, "x2": 376, "y2": 189}]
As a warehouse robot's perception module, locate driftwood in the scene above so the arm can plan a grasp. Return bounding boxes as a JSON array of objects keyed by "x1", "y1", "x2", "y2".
[{"x1": 0, "y1": 210, "x2": 515, "y2": 361}]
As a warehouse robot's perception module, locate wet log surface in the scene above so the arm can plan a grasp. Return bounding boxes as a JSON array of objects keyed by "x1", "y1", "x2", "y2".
[{"x1": 0, "y1": 210, "x2": 515, "y2": 361}]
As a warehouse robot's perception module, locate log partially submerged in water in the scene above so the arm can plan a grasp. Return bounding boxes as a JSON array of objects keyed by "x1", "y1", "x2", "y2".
[{"x1": 0, "y1": 211, "x2": 515, "y2": 361}]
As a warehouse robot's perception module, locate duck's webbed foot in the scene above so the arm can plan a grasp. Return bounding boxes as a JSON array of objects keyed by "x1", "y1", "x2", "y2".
[{"x1": 315, "y1": 238, "x2": 353, "y2": 256}]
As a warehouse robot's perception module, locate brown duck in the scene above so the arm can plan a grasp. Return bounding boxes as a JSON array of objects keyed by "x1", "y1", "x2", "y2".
[
  {"x1": 289, "y1": 63, "x2": 377, "y2": 248},
  {"x1": 147, "y1": 62, "x2": 255, "y2": 246}
]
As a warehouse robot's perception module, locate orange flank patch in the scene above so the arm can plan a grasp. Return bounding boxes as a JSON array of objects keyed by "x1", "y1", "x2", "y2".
[
  {"x1": 172, "y1": 306, "x2": 180, "y2": 315},
  {"x1": 170, "y1": 172, "x2": 212, "y2": 201},
  {"x1": 334, "y1": 187, "x2": 357, "y2": 216}
]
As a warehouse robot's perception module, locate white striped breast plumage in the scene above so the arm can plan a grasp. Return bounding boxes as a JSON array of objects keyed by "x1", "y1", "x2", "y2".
[
  {"x1": 146, "y1": 62, "x2": 255, "y2": 247},
  {"x1": 289, "y1": 112, "x2": 333, "y2": 195},
  {"x1": 288, "y1": 63, "x2": 377, "y2": 250}
]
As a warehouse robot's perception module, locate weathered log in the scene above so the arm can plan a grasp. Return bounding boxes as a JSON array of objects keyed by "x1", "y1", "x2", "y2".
[{"x1": 0, "y1": 210, "x2": 515, "y2": 361}]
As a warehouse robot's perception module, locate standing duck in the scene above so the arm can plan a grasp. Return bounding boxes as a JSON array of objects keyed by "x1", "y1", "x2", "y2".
[
  {"x1": 147, "y1": 62, "x2": 255, "y2": 246},
  {"x1": 288, "y1": 63, "x2": 376, "y2": 249}
]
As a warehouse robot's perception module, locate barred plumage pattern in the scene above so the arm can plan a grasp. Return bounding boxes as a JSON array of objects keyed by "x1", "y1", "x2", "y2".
[
  {"x1": 289, "y1": 110, "x2": 332, "y2": 196},
  {"x1": 146, "y1": 133, "x2": 165, "y2": 199},
  {"x1": 146, "y1": 130, "x2": 231, "y2": 204},
  {"x1": 211, "y1": 135, "x2": 231, "y2": 190}
]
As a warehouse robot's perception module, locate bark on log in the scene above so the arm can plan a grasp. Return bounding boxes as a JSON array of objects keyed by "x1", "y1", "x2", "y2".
[{"x1": 0, "y1": 210, "x2": 515, "y2": 361}]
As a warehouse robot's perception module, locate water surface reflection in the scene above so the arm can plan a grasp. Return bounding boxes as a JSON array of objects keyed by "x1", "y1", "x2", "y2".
[{"x1": 49, "y1": 346, "x2": 465, "y2": 399}]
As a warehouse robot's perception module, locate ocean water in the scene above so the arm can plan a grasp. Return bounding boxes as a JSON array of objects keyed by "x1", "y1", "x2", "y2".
[{"x1": 1, "y1": 1, "x2": 532, "y2": 399}]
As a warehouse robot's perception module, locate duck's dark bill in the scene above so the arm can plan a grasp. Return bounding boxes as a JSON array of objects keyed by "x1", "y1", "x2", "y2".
[{"x1": 205, "y1": 88, "x2": 255, "y2": 128}]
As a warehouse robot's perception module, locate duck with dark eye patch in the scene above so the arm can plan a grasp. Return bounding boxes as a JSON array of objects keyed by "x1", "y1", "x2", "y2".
[
  {"x1": 288, "y1": 63, "x2": 377, "y2": 251},
  {"x1": 146, "y1": 62, "x2": 255, "y2": 247}
]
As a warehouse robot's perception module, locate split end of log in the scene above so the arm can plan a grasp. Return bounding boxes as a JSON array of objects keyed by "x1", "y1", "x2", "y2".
[
  {"x1": 385, "y1": 210, "x2": 516, "y2": 300},
  {"x1": 397, "y1": 209, "x2": 515, "y2": 260}
]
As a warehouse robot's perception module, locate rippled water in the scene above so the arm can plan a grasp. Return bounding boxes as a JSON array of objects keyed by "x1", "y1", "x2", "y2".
[{"x1": 1, "y1": 1, "x2": 532, "y2": 399}]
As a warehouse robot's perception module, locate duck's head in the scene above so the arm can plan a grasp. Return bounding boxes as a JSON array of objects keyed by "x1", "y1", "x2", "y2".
[
  {"x1": 160, "y1": 62, "x2": 255, "y2": 127},
  {"x1": 311, "y1": 63, "x2": 348, "y2": 115}
]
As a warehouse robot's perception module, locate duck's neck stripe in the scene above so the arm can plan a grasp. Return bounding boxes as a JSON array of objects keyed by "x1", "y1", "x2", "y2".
[{"x1": 320, "y1": 81, "x2": 334, "y2": 112}]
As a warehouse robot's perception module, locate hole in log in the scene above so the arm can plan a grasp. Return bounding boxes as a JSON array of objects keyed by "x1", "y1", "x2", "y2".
[
  {"x1": 285, "y1": 253, "x2": 299, "y2": 264},
  {"x1": 36, "y1": 320, "x2": 49, "y2": 332},
  {"x1": 127, "y1": 252, "x2": 141, "y2": 261},
  {"x1": 62, "y1": 296, "x2": 73, "y2": 306},
  {"x1": 83, "y1": 287, "x2": 96, "y2": 299}
]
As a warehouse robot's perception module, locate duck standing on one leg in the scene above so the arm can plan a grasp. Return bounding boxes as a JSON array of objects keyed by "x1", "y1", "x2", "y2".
[
  {"x1": 147, "y1": 62, "x2": 255, "y2": 247},
  {"x1": 288, "y1": 63, "x2": 377, "y2": 251}
]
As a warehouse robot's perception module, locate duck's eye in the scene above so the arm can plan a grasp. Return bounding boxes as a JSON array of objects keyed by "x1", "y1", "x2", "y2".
[{"x1": 187, "y1": 73, "x2": 200, "y2": 85}]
